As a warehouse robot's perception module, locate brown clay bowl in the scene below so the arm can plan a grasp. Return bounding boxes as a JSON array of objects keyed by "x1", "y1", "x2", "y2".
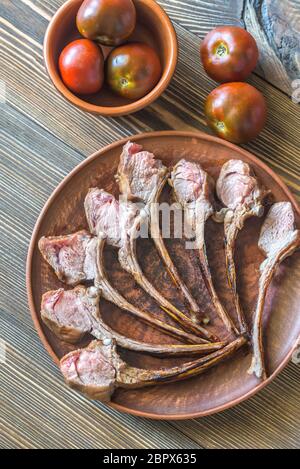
[
  {"x1": 44, "y1": 0, "x2": 178, "y2": 116},
  {"x1": 26, "y1": 131, "x2": 300, "y2": 420}
]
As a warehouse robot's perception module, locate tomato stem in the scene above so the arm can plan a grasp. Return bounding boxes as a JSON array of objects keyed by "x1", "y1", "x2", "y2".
[
  {"x1": 216, "y1": 121, "x2": 226, "y2": 131},
  {"x1": 120, "y1": 78, "x2": 128, "y2": 87},
  {"x1": 215, "y1": 43, "x2": 228, "y2": 58}
]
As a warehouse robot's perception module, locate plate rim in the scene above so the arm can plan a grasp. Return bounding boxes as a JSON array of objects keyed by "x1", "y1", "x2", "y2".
[{"x1": 26, "y1": 130, "x2": 300, "y2": 420}]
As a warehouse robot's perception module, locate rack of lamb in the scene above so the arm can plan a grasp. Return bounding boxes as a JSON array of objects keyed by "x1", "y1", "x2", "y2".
[
  {"x1": 85, "y1": 187, "x2": 213, "y2": 340},
  {"x1": 39, "y1": 227, "x2": 207, "y2": 345},
  {"x1": 41, "y1": 285, "x2": 225, "y2": 356}
]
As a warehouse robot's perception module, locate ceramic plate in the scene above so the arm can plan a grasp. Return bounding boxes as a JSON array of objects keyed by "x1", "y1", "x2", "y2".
[{"x1": 26, "y1": 131, "x2": 300, "y2": 420}]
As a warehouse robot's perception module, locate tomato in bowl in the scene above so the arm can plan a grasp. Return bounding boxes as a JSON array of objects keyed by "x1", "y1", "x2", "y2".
[{"x1": 44, "y1": 0, "x2": 178, "y2": 116}]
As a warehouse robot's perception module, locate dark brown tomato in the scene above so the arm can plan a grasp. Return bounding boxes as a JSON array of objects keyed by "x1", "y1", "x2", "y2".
[
  {"x1": 77, "y1": 0, "x2": 136, "y2": 46},
  {"x1": 200, "y1": 26, "x2": 259, "y2": 83},
  {"x1": 59, "y1": 39, "x2": 104, "y2": 95},
  {"x1": 205, "y1": 82, "x2": 267, "y2": 144},
  {"x1": 106, "y1": 43, "x2": 162, "y2": 100}
]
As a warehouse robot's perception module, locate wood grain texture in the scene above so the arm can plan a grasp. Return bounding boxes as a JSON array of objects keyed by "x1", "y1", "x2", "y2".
[
  {"x1": 243, "y1": 0, "x2": 300, "y2": 94},
  {"x1": 1, "y1": 0, "x2": 300, "y2": 449}
]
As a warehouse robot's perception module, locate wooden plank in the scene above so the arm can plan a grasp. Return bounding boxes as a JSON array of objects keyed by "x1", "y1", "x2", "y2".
[
  {"x1": 1, "y1": 0, "x2": 300, "y2": 449},
  {"x1": 0, "y1": 346, "x2": 200, "y2": 449},
  {"x1": 159, "y1": 0, "x2": 300, "y2": 95}
]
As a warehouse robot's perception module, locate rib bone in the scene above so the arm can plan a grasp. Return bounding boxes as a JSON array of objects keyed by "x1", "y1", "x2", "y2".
[
  {"x1": 41, "y1": 285, "x2": 225, "y2": 356},
  {"x1": 115, "y1": 142, "x2": 200, "y2": 317},
  {"x1": 170, "y1": 159, "x2": 238, "y2": 335},
  {"x1": 85, "y1": 188, "x2": 214, "y2": 340},
  {"x1": 216, "y1": 160, "x2": 267, "y2": 334},
  {"x1": 248, "y1": 202, "x2": 300, "y2": 379},
  {"x1": 95, "y1": 238, "x2": 211, "y2": 344},
  {"x1": 60, "y1": 336, "x2": 246, "y2": 402},
  {"x1": 38, "y1": 229, "x2": 207, "y2": 344}
]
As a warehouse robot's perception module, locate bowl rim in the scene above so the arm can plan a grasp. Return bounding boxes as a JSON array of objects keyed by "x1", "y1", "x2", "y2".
[
  {"x1": 43, "y1": 0, "x2": 178, "y2": 116},
  {"x1": 26, "y1": 130, "x2": 300, "y2": 420}
]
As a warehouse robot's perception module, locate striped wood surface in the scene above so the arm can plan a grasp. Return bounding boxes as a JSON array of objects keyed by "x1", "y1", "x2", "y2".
[{"x1": 0, "y1": 0, "x2": 300, "y2": 449}]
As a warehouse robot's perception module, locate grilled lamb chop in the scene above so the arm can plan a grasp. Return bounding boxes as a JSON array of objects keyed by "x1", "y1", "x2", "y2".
[
  {"x1": 60, "y1": 336, "x2": 246, "y2": 402},
  {"x1": 248, "y1": 202, "x2": 300, "y2": 379},
  {"x1": 115, "y1": 142, "x2": 200, "y2": 317},
  {"x1": 216, "y1": 160, "x2": 267, "y2": 334},
  {"x1": 41, "y1": 285, "x2": 225, "y2": 356},
  {"x1": 85, "y1": 188, "x2": 213, "y2": 340},
  {"x1": 39, "y1": 229, "x2": 205, "y2": 344},
  {"x1": 42, "y1": 286, "x2": 96, "y2": 344},
  {"x1": 39, "y1": 231, "x2": 97, "y2": 285},
  {"x1": 170, "y1": 159, "x2": 238, "y2": 335}
]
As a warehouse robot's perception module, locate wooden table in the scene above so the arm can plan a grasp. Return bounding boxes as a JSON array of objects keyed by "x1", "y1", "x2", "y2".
[{"x1": 1, "y1": 0, "x2": 300, "y2": 449}]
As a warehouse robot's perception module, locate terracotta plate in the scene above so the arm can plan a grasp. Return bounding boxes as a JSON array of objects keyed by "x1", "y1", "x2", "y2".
[{"x1": 26, "y1": 131, "x2": 300, "y2": 420}]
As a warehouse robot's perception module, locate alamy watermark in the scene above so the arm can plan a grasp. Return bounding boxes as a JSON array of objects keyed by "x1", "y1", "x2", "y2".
[{"x1": 119, "y1": 197, "x2": 202, "y2": 250}]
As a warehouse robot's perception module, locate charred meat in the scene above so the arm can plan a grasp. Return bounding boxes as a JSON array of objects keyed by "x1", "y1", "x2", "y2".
[
  {"x1": 60, "y1": 337, "x2": 246, "y2": 402},
  {"x1": 41, "y1": 285, "x2": 225, "y2": 356},
  {"x1": 85, "y1": 187, "x2": 213, "y2": 340},
  {"x1": 216, "y1": 159, "x2": 267, "y2": 334},
  {"x1": 170, "y1": 159, "x2": 238, "y2": 335},
  {"x1": 116, "y1": 141, "x2": 201, "y2": 317},
  {"x1": 248, "y1": 202, "x2": 300, "y2": 379},
  {"x1": 39, "y1": 231, "x2": 97, "y2": 286}
]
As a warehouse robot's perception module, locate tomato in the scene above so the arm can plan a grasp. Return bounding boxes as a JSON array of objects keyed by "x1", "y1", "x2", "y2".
[
  {"x1": 77, "y1": 0, "x2": 136, "y2": 46},
  {"x1": 59, "y1": 39, "x2": 104, "y2": 95},
  {"x1": 205, "y1": 82, "x2": 267, "y2": 144},
  {"x1": 200, "y1": 26, "x2": 258, "y2": 83},
  {"x1": 106, "y1": 43, "x2": 162, "y2": 100}
]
